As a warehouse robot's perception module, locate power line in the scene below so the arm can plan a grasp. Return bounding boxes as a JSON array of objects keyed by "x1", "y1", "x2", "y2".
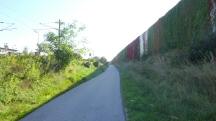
[
  {"x1": 0, "y1": 12, "x2": 32, "y2": 31},
  {"x1": 0, "y1": 21, "x2": 16, "y2": 31},
  {"x1": 0, "y1": 11, "x2": 44, "y2": 42},
  {"x1": 0, "y1": 4, "x2": 37, "y2": 30},
  {"x1": 33, "y1": 28, "x2": 58, "y2": 43},
  {"x1": 39, "y1": 23, "x2": 58, "y2": 30},
  {"x1": 40, "y1": 19, "x2": 64, "y2": 44},
  {"x1": 0, "y1": 3, "x2": 45, "y2": 25}
]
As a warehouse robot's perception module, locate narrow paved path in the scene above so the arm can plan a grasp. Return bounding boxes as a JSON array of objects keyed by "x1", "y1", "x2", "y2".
[{"x1": 21, "y1": 65, "x2": 125, "y2": 121}]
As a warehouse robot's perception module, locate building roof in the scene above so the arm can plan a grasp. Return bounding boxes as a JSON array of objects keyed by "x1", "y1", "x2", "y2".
[{"x1": 0, "y1": 47, "x2": 18, "y2": 51}]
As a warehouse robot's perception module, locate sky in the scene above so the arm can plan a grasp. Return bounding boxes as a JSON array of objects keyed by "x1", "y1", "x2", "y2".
[{"x1": 0, "y1": 0, "x2": 180, "y2": 60}]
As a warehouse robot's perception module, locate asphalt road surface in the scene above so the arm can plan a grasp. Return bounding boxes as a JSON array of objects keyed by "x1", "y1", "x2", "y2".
[{"x1": 21, "y1": 65, "x2": 125, "y2": 121}]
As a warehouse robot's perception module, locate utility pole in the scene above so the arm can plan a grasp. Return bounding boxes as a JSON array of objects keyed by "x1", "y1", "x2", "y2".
[{"x1": 40, "y1": 19, "x2": 63, "y2": 45}]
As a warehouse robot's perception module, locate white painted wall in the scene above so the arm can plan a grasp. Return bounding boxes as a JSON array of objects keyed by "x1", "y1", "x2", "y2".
[{"x1": 139, "y1": 34, "x2": 144, "y2": 57}]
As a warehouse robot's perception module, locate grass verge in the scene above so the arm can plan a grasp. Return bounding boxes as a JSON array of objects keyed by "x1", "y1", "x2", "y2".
[
  {"x1": 0, "y1": 56, "x2": 107, "y2": 121},
  {"x1": 117, "y1": 55, "x2": 216, "y2": 121}
]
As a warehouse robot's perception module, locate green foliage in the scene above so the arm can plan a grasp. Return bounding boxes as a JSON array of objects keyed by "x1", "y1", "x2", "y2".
[
  {"x1": 53, "y1": 44, "x2": 73, "y2": 70},
  {"x1": 189, "y1": 33, "x2": 216, "y2": 62},
  {"x1": 148, "y1": 0, "x2": 209, "y2": 54},
  {"x1": 0, "y1": 20, "x2": 105, "y2": 121},
  {"x1": 38, "y1": 21, "x2": 86, "y2": 71},
  {"x1": 93, "y1": 56, "x2": 108, "y2": 64},
  {"x1": 37, "y1": 42, "x2": 51, "y2": 54},
  {"x1": 99, "y1": 56, "x2": 108, "y2": 64},
  {"x1": 0, "y1": 55, "x2": 98, "y2": 121},
  {"x1": 114, "y1": 0, "x2": 212, "y2": 63},
  {"x1": 83, "y1": 61, "x2": 91, "y2": 68},
  {"x1": 85, "y1": 56, "x2": 108, "y2": 68},
  {"x1": 113, "y1": 1, "x2": 216, "y2": 120},
  {"x1": 117, "y1": 54, "x2": 216, "y2": 121},
  {"x1": 93, "y1": 61, "x2": 99, "y2": 67}
]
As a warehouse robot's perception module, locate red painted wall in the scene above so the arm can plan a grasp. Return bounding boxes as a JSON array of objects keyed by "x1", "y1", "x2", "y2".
[{"x1": 126, "y1": 38, "x2": 140, "y2": 61}]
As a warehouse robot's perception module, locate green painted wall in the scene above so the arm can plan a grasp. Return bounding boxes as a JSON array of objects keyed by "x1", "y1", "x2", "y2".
[{"x1": 147, "y1": 0, "x2": 210, "y2": 54}]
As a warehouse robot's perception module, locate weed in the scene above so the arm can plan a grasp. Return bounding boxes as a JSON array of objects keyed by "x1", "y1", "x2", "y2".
[
  {"x1": 118, "y1": 54, "x2": 216, "y2": 121},
  {"x1": 0, "y1": 55, "x2": 104, "y2": 121}
]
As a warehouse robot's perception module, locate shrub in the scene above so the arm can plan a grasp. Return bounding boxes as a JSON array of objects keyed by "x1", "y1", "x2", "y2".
[
  {"x1": 0, "y1": 54, "x2": 99, "y2": 121},
  {"x1": 189, "y1": 33, "x2": 216, "y2": 62},
  {"x1": 83, "y1": 61, "x2": 91, "y2": 68},
  {"x1": 118, "y1": 54, "x2": 216, "y2": 121},
  {"x1": 93, "y1": 61, "x2": 99, "y2": 67},
  {"x1": 99, "y1": 57, "x2": 107, "y2": 64}
]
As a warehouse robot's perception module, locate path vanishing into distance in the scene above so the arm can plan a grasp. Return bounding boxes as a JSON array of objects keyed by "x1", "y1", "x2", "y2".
[{"x1": 21, "y1": 65, "x2": 125, "y2": 121}]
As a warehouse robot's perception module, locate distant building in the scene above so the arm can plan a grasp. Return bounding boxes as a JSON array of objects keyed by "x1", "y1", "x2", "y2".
[{"x1": 0, "y1": 44, "x2": 18, "y2": 55}]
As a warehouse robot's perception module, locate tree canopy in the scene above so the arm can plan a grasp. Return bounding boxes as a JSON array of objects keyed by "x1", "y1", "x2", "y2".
[{"x1": 37, "y1": 21, "x2": 86, "y2": 70}]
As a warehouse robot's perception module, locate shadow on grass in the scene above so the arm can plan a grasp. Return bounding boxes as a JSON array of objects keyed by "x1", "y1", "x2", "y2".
[{"x1": 16, "y1": 64, "x2": 108, "y2": 121}]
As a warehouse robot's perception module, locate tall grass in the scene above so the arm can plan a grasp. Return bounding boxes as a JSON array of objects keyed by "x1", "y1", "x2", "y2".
[
  {"x1": 118, "y1": 53, "x2": 216, "y2": 121},
  {"x1": 0, "y1": 55, "x2": 99, "y2": 121}
]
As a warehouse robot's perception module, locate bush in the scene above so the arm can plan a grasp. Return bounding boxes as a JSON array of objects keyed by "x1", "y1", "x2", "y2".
[
  {"x1": 83, "y1": 61, "x2": 91, "y2": 68},
  {"x1": 0, "y1": 55, "x2": 98, "y2": 121},
  {"x1": 99, "y1": 57, "x2": 107, "y2": 64},
  {"x1": 53, "y1": 46, "x2": 73, "y2": 70},
  {"x1": 93, "y1": 61, "x2": 99, "y2": 67},
  {"x1": 118, "y1": 54, "x2": 216, "y2": 121},
  {"x1": 189, "y1": 33, "x2": 216, "y2": 62}
]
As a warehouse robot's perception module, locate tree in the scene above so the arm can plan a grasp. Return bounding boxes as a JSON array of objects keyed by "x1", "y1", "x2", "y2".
[
  {"x1": 37, "y1": 42, "x2": 51, "y2": 54},
  {"x1": 90, "y1": 56, "x2": 108, "y2": 67},
  {"x1": 99, "y1": 57, "x2": 108, "y2": 64},
  {"x1": 38, "y1": 21, "x2": 86, "y2": 70}
]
